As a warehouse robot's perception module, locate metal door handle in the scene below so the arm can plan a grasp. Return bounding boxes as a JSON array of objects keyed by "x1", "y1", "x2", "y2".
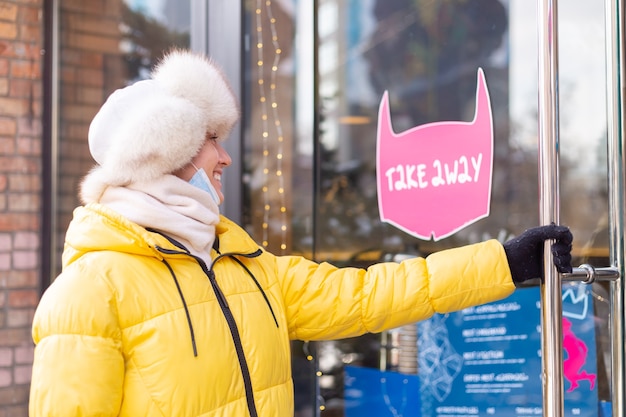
[{"x1": 562, "y1": 265, "x2": 621, "y2": 284}]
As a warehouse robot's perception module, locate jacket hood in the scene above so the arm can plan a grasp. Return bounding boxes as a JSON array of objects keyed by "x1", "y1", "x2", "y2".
[
  {"x1": 62, "y1": 204, "x2": 263, "y2": 269},
  {"x1": 213, "y1": 215, "x2": 265, "y2": 256},
  {"x1": 62, "y1": 204, "x2": 181, "y2": 268}
]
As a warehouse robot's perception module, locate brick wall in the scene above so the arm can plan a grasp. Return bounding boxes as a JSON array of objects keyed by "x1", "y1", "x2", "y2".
[
  {"x1": 0, "y1": 0, "x2": 187, "y2": 414},
  {"x1": 0, "y1": 0, "x2": 123, "y2": 415},
  {"x1": 0, "y1": 0, "x2": 43, "y2": 415}
]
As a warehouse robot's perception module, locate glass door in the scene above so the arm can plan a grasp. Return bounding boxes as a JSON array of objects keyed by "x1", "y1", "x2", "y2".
[
  {"x1": 50, "y1": 0, "x2": 192, "y2": 280},
  {"x1": 239, "y1": 0, "x2": 624, "y2": 415}
]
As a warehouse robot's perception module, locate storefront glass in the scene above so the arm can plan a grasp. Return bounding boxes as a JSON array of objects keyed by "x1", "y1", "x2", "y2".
[
  {"x1": 241, "y1": 0, "x2": 611, "y2": 416},
  {"x1": 54, "y1": 0, "x2": 190, "y2": 275}
]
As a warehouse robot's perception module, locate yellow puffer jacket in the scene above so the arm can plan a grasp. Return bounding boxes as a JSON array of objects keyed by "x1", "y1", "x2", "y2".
[{"x1": 30, "y1": 203, "x2": 515, "y2": 416}]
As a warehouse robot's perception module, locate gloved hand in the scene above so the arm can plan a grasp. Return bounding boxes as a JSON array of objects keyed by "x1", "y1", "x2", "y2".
[{"x1": 503, "y1": 224, "x2": 573, "y2": 286}]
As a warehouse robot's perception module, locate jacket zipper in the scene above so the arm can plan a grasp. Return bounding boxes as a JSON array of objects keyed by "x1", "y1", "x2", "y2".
[
  {"x1": 204, "y1": 267, "x2": 258, "y2": 417},
  {"x1": 155, "y1": 235, "x2": 265, "y2": 417}
]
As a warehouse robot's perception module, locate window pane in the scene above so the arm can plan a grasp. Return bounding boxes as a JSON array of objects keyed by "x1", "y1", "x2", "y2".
[
  {"x1": 55, "y1": 0, "x2": 191, "y2": 275},
  {"x1": 241, "y1": 1, "x2": 314, "y2": 256},
  {"x1": 316, "y1": 0, "x2": 513, "y2": 265},
  {"x1": 241, "y1": 0, "x2": 611, "y2": 415},
  {"x1": 310, "y1": 0, "x2": 610, "y2": 415}
]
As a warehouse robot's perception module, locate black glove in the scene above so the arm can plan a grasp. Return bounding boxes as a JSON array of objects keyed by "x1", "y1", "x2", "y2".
[{"x1": 503, "y1": 224, "x2": 573, "y2": 286}]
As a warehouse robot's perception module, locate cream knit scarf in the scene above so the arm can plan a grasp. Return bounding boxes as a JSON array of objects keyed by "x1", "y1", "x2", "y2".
[{"x1": 98, "y1": 174, "x2": 220, "y2": 267}]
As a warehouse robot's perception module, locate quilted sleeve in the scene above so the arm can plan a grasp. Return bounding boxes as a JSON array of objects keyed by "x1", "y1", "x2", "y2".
[
  {"x1": 275, "y1": 239, "x2": 515, "y2": 341},
  {"x1": 29, "y1": 259, "x2": 124, "y2": 417}
]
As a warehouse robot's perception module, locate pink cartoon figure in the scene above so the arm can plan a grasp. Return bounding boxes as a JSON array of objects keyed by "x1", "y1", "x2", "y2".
[
  {"x1": 376, "y1": 68, "x2": 494, "y2": 241},
  {"x1": 562, "y1": 317, "x2": 596, "y2": 392}
]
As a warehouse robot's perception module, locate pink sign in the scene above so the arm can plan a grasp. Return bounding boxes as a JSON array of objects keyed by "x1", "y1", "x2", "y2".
[{"x1": 376, "y1": 68, "x2": 494, "y2": 241}]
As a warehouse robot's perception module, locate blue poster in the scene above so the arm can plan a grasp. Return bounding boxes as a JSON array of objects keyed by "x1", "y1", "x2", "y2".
[
  {"x1": 418, "y1": 284, "x2": 598, "y2": 417},
  {"x1": 344, "y1": 366, "x2": 420, "y2": 417}
]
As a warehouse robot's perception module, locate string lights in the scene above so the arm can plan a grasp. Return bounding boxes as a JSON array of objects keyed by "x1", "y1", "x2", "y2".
[
  {"x1": 255, "y1": 0, "x2": 288, "y2": 252},
  {"x1": 255, "y1": 2, "x2": 323, "y2": 413}
]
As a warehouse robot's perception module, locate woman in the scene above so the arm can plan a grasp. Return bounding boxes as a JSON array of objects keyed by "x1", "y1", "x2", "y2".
[{"x1": 29, "y1": 49, "x2": 573, "y2": 417}]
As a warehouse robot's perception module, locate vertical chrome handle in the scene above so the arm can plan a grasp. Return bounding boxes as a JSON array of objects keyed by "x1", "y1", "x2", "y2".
[
  {"x1": 538, "y1": 0, "x2": 626, "y2": 416},
  {"x1": 605, "y1": 0, "x2": 626, "y2": 415},
  {"x1": 537, "y1": 0, "x2": 564, "y2": 415}
]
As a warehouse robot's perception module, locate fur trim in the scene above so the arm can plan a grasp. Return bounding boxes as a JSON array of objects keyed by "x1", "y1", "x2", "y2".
[
  {"x1": 81, "y1": 49, "x2": 239, "y2": 204},
  {"x1": 152, "y1": 49, "x2": 240, "y2": 141}
]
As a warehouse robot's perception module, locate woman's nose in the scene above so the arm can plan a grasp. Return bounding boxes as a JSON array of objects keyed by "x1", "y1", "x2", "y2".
[{"x1": 218, "y1": 144, "x2": 232, "y2": 166}]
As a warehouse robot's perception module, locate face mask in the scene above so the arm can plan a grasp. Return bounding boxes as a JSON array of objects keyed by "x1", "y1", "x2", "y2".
[{"x1": 188, "y1": 164, "x2": 221, "y2": 205}]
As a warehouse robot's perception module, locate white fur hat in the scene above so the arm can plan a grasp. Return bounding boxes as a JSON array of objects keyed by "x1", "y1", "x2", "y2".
[{"x1": 80, "y1": 49, "x2": 239, "y2": 203}]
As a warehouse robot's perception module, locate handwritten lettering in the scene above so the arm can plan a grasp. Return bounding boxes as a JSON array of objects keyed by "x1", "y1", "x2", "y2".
[{"x1": 384, "y1": 153, "x2": 483, "y2": 192}]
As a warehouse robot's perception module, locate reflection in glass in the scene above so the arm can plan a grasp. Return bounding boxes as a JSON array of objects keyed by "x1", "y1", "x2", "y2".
[
  {"x1": 241, "y1": 0, "x2": 611, "y2": 415},
  {"x1": 55, "y1": 0, "x2": 191, "y2": 276},
  {"x1": 242, "y1": 0, "x2": 300, "y2": 254},
  {"x1": 315, "y1": 0, "x2": 514, "y2": 266}
]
